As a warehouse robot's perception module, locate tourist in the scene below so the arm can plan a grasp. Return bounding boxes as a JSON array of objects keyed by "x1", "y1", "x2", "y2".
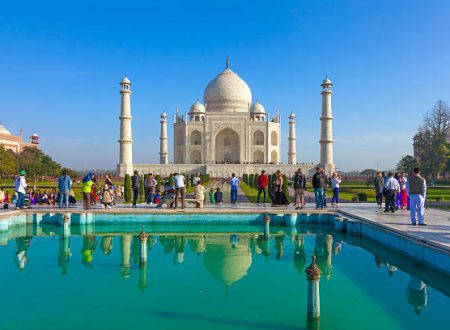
[
  {"x1": 69, "y1": 189, "x2": 77, "y2": 205},
  {"x1": 101, "y1": 183, "x2": 114, "y2": 209},
  {"x1": 394, "y1": 172, "x2": 402, "y2": 210},
  {"x1": 374, "y1": 172, "x2": 385, "y2": 208},
  {"x1": 58, "y1": 169, "x2": 72, "y2": 209},
  {"x1": 330, "y1": 172, "x2": 341, "y2": 206},
  {"x1": 146, "y1": 173, "x2": 157, "y2": 204},
  {"x1": 131, "y1": 170, "x2": 140, "y2": 207},
  {"x1": 293, "y1": 168, "x2": 306, "y2": 210},
  {"x1": 29, "y1": 189, "x2": 37, "y2": 206},
  {"x1": 209, "y1": 188, "x2": 215, "y2": 204},
  {"x1": 4, "y1": 190, "x2": 11, "y2": 203},
  {"x1": 81, "y1": 172, "x2": 95, "y2": 210},
  {"x1": 256, "y1": 170, "x2": 269, "y2": 204},
  {"x1": 173, "y1": 172, "x2": 186, "y2": 209},
  {"x1": 156, "y1": 182, "x2": 175, "y2": 208},
  {"x1": 49, "y1": 188, "x2": 57, "y2": 206},
  {"x1": 406, "y1": 168, "x2": 427, "y2": 226},
  {"x1": 154, "y1": 191, "x2": 161, "y2": 204},
  {"x1": 0, "y1": 188, "x2": 4, "y2": 203},
  {"x1": 312, "y1": 167, "x2": 327, "y2": 209},
  {"x1": 193, "y1": 172, "x2": 201, "y2": 186},
  {"x1": 14, "y1": 170, "x2": 27, "y2": 209},
  {"x1": 214, "y1": 187, "x2": 223, "y2": 205},
  {"x1": 41, "y1": 190, "x2": 50, "y2": 205},
  {"x1": 272, "y1": 170, "x2": 289, "y2": 206},
  {"x1": 105, "y1": 173, "x2": 113, "y2": 187},
  {"x1": 229, "y1": 173, "x2": 240, "y2": 204},
  {"x1": 90, "y1": 182, "x2": 99, "y2": 206},
  {"x1": 399, "y1": 172, "x2": 408, "y2": 209},
  {"x1": 194, "y1": 180, "x2": 205, "y2": 208},
  {"x1": 384, "y1": 173, "x2": 400, "y2": 213}
]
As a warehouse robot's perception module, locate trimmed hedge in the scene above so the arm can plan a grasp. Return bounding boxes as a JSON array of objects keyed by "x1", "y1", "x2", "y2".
[
  {"x1": 243, "y1": 174, "x2": 249, "y2": 185},
  {"x1": 253, "y1": 173, "x2": 258, "y2": 189},
  {"x1": 283, "y1": 174, "x2": 290, "y2": 202},
  {"x1": 124, "y1": 174, "x2": 131, "y2": 202},
  {"x1": 139, "y1": 175, "x2": 145, "y2": 203}
]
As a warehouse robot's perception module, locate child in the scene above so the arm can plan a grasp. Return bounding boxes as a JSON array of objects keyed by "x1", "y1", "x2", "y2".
[
  {"x1": 209, "y1": 188, "x2": 215, "y2": 204},
  {"x1": 214, "y1": 187, "x2": 223, "y2": 206},
  {"x1": 102, "y1": 184, "x2": 114, "y2": 209},
  {"x1": 154, "y1": 191, "x2": 161, "y2": 204},
  {"x1": 4, "y1": 191, "x2": 12, "y2": 203}
]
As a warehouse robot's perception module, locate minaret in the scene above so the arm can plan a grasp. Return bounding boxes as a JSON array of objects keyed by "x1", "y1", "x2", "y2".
[
  {"x1": 320, "y1": 77, "x2": 335, "y2": 175},
  {"x1": 118, "y1": 76, "x2": 133, "y2": 177},
  {"x1": 288, "y1": 112, "x2": 297, "y2": 164},
  {"x1": 159, "y1": 112, "x2": 168, "y2": 164}
]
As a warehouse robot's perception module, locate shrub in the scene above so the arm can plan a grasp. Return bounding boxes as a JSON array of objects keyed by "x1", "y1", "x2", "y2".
[
  {"x1": 155, "y1": 175, "x2": 161, "y2": 192},
  {"x1": 249, "y1": 174, "x2": 255, "y2": 188},
  {"x1": 253, "y1": 173, "x2": 258, "y2": 189},
  {"x1": 143, "y1": 174, "x2": 149, "y2": 197},
  {"x1": 124, "y1": 174, "x2": 131, "y2": 202},
  {"x1": 357, "y1": 192, "x2": 368, "y2": 201},
  {"x1": 169, "y1": 173, "x2": 174, "y2": 187},
  {"x1": 243, "y1": 174, "x2": 249, "y2": 184},
  {"x1": 139, "y1": 175, "x2": 145, "y2": 203}
]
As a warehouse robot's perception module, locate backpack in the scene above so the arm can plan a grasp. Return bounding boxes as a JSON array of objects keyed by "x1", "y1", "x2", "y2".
[{"x1": 294, "y1": 173, "x2": 304, "y2": 189}]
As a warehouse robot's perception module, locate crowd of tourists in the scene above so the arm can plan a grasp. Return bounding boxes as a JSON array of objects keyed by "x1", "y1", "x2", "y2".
[
  {"x1": 0, "y1": 165, "x2": 427, "y2": 225},
  {"x1": 373, "y1": 168, "x2": 427, "y2": 225}
]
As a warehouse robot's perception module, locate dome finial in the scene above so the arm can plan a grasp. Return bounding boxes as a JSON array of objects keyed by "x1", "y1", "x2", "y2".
[{"x1": 226, "y1": 55, "x2": 230, "y2": 69}]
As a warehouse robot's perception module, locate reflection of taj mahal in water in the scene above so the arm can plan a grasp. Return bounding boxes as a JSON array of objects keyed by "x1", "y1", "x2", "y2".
[{"x1": 117, "y1": 58, "x2": 336, "y2": 177}]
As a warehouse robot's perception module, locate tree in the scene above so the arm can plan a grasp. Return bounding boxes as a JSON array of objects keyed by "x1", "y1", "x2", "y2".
[
  {"x1": 360, "y1": 169, "x2": 377, "y2": 177},
  {"x1": 169, "y1": 173, "x2": 174, "y2": 186},
  {"x1": 0, "y1": 146, "x2": 17, "y2": 179},
  {"x1": 396, "y1": 155, "x2": 419, "y2": 174},
  {"x1": 249, "y1": 174, "x2": 254, "y2": 188},
  {"x1": 19, "y1": 148, "x2": 61, "y2": 185},
  {"x1": 155, "y1": 175, "x2": 161, "y2": 192},
  {"x1": 253, "y1": 173, "x2": 258, "y2": 189},
  {"x1": 124, "y1": 174, "x2": 131, "y2": 202},
  {"x1": 243, "y1": 174, "x2": 248, "y2": 184},
  {"x1": 414, "y1": 100, "x2": 450, "y2": 180},
  {"x1": 139, "y1": 175, "x2": 145, "y2": 203},
  {"x1": 283, "y1": 174, "x2": 290, "y2": 203}
]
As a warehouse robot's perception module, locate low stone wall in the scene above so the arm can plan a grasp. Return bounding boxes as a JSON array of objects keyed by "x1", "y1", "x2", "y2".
[{"x1": 127, "y1": 163, "x2": 315, "y2": 178}]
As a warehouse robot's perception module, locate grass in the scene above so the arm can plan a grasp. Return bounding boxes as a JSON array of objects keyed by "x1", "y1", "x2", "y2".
[{"x1": 240, "y1": 182, "x2": 278, "y2": 203}]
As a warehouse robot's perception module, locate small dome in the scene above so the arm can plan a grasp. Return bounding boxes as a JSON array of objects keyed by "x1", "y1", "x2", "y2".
[
  {"x1": 289, "y1": 112, "x2": 296, "y2": 120},
  {"x1": 161, "y1": 112, "x2": 167, "y2": 118},
  {"x1": 251, "y1": 101, "x2": 266, "y2": 113},
  {"x1": 204, "y1": 63, "x2": 252, "y2": 113},
  {"x1": 121, "y1": 76, "x2": 131, "y2": 84},
  {"x1": 189, "y1": 101, "x2": 206, "y2": 113},
  {"x1": 0, "y1": 123, "x2": 12, "y2": 135},
  {"x1": 31, "y1": 133, "x2": 39, "y2": 137},
  {"x1": 321, "y1": 77, "x2": 332, "y2": 86}
]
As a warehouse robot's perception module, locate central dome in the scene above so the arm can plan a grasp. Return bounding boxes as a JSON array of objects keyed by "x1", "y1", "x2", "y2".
[{"x1": 204, "y1": 63, "x2": 252, "y2": 113}]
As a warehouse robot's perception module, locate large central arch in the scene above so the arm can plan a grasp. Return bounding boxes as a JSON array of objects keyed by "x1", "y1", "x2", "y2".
[{"x1": 215, "y1": 128, "x2": 240, "y2": 164}]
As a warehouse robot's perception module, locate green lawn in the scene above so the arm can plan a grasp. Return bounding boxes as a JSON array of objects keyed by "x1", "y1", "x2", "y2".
[{"x1": 240, "y1": 182, "x2": 275, "y2": 203}]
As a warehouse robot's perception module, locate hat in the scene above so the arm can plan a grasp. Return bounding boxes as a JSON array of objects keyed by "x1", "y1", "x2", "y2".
[{"x1": 20, "y1": 170, "x2": 26, "y2": 175}]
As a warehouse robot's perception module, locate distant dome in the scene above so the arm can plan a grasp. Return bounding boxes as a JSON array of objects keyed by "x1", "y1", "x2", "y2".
[
  {"x1": 121, "y1": 76, "x2": 131, "y2": 84},
  {"x1": 204, "y1": 63, "x2": 252, "y2": 113},
  {"x1": 251, "y1": 101, "x2": 266, "y2": 113},
  {"x1": 203, "y1": 237, "x2": 252, "y2": 286},
  {"x1": 31, "y1": 133, "x2": 39, "y2": 137},
  {"x1": 0, "y1": 123, "x2": 12, "y2": 135},
  {"x1": 189, "y1": 101, "x2": 205, "y2": 113}
]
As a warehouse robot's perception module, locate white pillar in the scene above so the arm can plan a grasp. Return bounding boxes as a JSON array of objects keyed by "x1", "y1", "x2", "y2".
[
  {"x1": 320, "y1": 77, "x2": 335, "y2": 175},
  {"x1": 160, "y1": 112, "x2": 169, "y2": 164},
  {"x1": 121, "y1": 235, "x2": 131, "y2": 278},
  {"x1": 118, "y1": 76, "x2": 133, "y2": 177},
  {"x1": 288, "y1": 112, "x2": 297, "y2": 164}
]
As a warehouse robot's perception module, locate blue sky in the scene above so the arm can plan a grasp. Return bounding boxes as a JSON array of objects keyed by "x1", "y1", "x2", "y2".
[{"x1": 1, "y1": 0, "x2": 449, "y2": 171}]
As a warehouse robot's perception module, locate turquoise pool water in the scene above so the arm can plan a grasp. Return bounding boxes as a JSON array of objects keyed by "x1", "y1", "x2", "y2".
[{"x1": 0, "y1": 223, "x2": 449, "y2": 330}]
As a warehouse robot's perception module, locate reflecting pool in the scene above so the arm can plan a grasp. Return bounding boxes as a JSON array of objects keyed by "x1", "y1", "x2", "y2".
[{"x1": 0, "y1": 224, "x2": 449, "y2": 330}]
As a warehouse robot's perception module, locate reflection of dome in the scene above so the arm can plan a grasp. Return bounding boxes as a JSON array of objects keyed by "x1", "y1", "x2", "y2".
[
  {"x1": 251, "y1": 101, "x2": 266, "y2": 113},
  {"x1": 189, "y1": 101, "x2": 206, "y2": 113},
  {"x1": 204, "y1": 63, "x2": 252, "y2": 113},
  {"x1": 203, "y1": 236, "x2": 252, "y2": 286},
  {"x1": 0, "y1": 123, "x2": 12, "y2": 135}
]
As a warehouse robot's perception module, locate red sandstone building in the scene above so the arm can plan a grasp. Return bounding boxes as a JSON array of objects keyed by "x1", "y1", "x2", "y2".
[{"x1": 0, "y1": 123, "x2": 39, "y2": 153}]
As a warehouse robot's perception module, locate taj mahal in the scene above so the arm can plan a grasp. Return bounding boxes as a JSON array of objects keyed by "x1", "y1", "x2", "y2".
[{"x1": 117, "y1": 58, "x2": 335, "y2": 177}]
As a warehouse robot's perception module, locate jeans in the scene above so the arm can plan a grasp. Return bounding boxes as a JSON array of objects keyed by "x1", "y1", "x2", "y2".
[
  {"x1": 146, "y1": 187, "x2": 154, "y2": 204},
  {"x1": 257, "y1": 187, "x2": 267, "y2": 203},
  {"x1": 409, "y1": 194, "x2": 425, "y2": 224},
  {"x1": 132, "y1": 188, "x2": 139, "y2": 206},
  {"x1": 16, "y1": 192, "x2": 25, "y2": 208},
  {"x1": 230, "y1": 188, "x2": 238, "y2": 203},
  {"x1": 314, "y1": 188, "x2": 324, "y2": 208},
  {"x1": 59, "y1": 190, "x2": 70, "y2": 209},
  {"x1": 331, "y1": 188, "x2": 339, "y2": 204}
]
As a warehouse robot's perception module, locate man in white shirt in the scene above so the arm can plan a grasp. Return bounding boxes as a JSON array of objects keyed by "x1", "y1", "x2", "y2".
[
  {"x1": 173, "y1": 173, "x2": 186, "y2": 209},
  {"x1": 14, "y1": 170, "x2": 28, "y2": 209},
  {"x1": 384, "y1": 173, "x2": 400, "y2": 213}
]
